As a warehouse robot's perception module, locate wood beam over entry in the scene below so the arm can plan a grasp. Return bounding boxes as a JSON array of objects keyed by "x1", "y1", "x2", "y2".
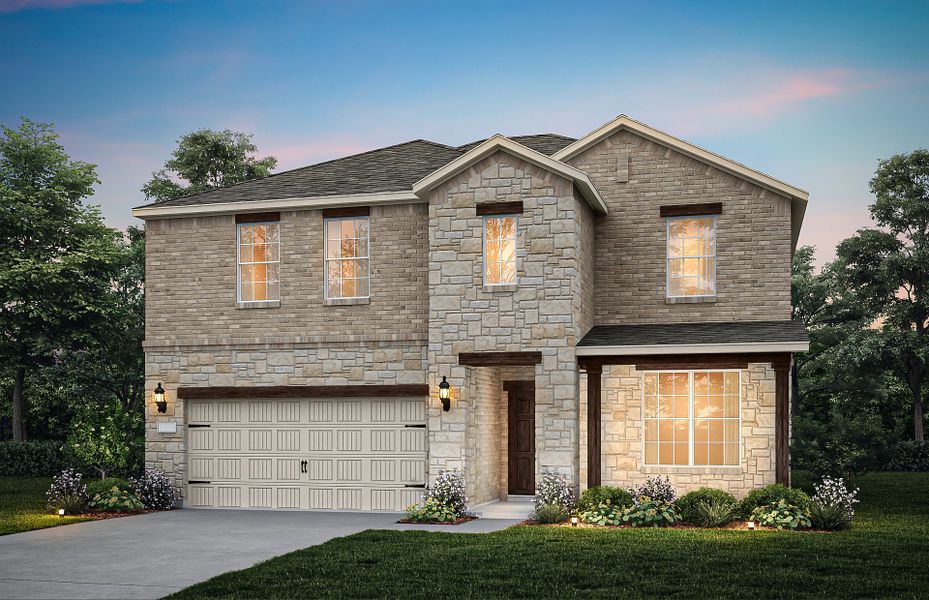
[{"x1": 458, "y1": 351, "x2": 543, "y2": 367}]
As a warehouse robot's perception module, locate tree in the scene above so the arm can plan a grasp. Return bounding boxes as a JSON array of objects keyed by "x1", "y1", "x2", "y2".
[
  {"x1": 0, "y1": 118, "x2": 121, "y2": 441},
  {"x1": 834, "y1": 149, "x2": 929, "y2": 441},
  {"x1": 142, "y1": 129, "x2": 277, "y2": 202}
]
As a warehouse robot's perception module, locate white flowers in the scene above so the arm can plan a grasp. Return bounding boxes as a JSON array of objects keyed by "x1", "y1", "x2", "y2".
[
  {"x1": 812, "y1": 476, "x2": 859, "y2": 522},
  {"x1": 535, "y1": 471, "x2": 576, "y2": 511}
]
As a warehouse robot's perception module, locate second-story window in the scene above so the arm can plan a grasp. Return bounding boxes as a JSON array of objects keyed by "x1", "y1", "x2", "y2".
[
  {"x1": 667, "y1": 216, "x2": 716, "y2": 298},
  {"x1": 325, "y1": 216, "x2": 370, "y2": 299},
  {"x1": 237, "y1": 221, "x2": 280, "y2": 302},
  {"x1": 484, "y1": 215, "x2": 517, "y2": 286}
]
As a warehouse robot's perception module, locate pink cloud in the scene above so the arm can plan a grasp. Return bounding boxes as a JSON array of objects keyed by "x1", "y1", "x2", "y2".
[
  {"x1": 261, "y1": 138, "x2": 373, "y2": 171},
  {"x1": 0, "y1": 0, "x2": 141, "y2": 13}
]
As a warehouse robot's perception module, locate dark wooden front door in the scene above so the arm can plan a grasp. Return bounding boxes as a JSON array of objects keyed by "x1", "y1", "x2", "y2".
[{"x1": 505, "y1": 381, "x2": 535, "y2": 495}]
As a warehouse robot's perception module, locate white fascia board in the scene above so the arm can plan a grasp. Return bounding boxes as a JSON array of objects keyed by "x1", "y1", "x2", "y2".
[
  {"x1": 131, "y1": 190, "x2": 422, "y2": 220},
  {"x1": 413, "y1": 135, "x2": 608, "y2": 215},
  {"x1": 575, "y1": 341, "x2": 810, "y2": 356},
  {"x1": 554, "y1": 115, "x2": 809, "y2": 203}
]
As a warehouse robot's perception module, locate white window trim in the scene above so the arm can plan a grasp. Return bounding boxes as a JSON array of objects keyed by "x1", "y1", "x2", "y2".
[
  {"x1": 323, "y1": 215, "x2": 371, "y2": 300},
  {"x1": 665, "y1": 215, "x2": 717, "y2": 299},
  {"x1": 482, "y1": 214, "x2": 519, "y2": 287},
  {"x1": 236, "y1": 221, "x2": 280, "y2": 304},
  {"x1": 640, "y1": 369, "x2": 742, "y2": 468}
]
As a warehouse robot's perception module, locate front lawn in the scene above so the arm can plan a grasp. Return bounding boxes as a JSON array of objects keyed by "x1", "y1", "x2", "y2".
[
  {"x1": 169, "y1": 472, "x2": 929, "y2": 599},
  {"x1": 0, "y1": 476, "x2": 92, "y2": 535}
]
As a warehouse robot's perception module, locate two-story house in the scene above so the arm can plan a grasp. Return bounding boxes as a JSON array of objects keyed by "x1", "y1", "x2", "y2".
[{"x1": 133, "y1": 115, "x2": 809, "y2": 511}]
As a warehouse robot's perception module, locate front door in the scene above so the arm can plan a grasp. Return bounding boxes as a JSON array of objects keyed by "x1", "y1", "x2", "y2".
[{"x1": 505, "y1": 381, "x2": 535, "y2": 495}]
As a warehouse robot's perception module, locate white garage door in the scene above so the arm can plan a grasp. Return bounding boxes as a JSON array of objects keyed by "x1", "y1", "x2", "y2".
[{"x1": 185, "y1": 396, "x2": 427, "y2": 511}]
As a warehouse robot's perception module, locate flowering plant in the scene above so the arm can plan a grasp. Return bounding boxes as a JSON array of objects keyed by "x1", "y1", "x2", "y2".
[
  {"x1": 535, "y1": 471, "x2": 576, "y2": 512},
  {"x1": 47, "y1": 468, "x2": 88, "y2": 514},
  {"x1": 631, "y1": 475, "x2": 676, "y2": 504},
  {"x1": 131, "y1": 469, "x2": 179, "y2": 510},
  {"x1": 809, "y1": 476, "x2": 858, "y2": 530}
]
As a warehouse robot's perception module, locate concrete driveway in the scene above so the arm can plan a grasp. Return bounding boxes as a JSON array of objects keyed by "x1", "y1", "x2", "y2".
[{"x1": 0, "y1": 509, "x2": 520, "y2": 599}]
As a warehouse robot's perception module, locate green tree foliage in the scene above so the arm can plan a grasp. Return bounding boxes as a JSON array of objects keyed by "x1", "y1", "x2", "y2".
[
  {"x1": 142, "y1": 129, "x2": 277, "y2": 202},
  {"x1": 67, "y1": 398, "x2": 143, "y2": 479},
  {"x1": 0, "y1": 118, "x2": 122, "y2": 441},
  {"x1": 834, "y1": 149, "x2": 929, "y2": 441}
]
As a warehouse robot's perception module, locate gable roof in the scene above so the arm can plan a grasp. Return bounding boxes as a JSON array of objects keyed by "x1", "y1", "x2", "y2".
[
  {"x1": 144, "y1": 139, "x2": 463, "y2": 209},
  {"x1": 412, "y1": 135, "x2": 608, "y2": 215},
  {"x1": 554, "y1": 115, "x2": 809, "y2": 250},
  {"x1": 456, "y1": 133, "x2": 576, "y2": 156}
]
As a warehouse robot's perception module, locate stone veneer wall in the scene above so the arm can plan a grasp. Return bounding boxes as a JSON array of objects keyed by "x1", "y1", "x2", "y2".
[
  {"x1": 426, "y1": 150, "x2": 587, "y2": 500},
  {"x1": 567, "y1": 129, "x2": 793, "y2": 325},
  {"x1": 145, "y1": 342, "x2": 427, "y2": 496},
  {"x1": 579, "y1": 363, "x2": 776, "y2": 498},
  {"x1": 466, "y1": 367, "x2": 506, "y2": 505}
]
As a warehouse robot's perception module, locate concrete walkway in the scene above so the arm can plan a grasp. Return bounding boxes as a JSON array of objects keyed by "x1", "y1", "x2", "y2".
[{"x1": 0, "y1": 509, "x2": 520, "y2": 599}]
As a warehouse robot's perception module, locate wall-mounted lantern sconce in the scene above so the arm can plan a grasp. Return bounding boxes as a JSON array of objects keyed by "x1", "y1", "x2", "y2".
[
  {"x1": 154, "y1": 382, "x2": 167, "y2": 414},
  {"x1": 438, "y1": 376, "x2": 451, "y2": 412}
]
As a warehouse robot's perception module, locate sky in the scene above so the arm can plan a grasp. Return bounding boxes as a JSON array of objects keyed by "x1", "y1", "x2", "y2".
[{"x1": 2, "y1": 0, "x2": 928, "y2": 266}]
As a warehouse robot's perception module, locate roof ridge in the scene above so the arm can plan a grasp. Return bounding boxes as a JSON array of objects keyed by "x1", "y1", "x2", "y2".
[{"x1": 153, "y1": 138, "x2": 455, "y2": 205}]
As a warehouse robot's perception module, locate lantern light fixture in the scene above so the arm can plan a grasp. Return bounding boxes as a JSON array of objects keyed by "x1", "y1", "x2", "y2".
[
  {"x1": 58, "y1": 508, "x2": 65, "y2": 517},
  {"x1": 154, "y1": 382, "x2": 167, "y2": 413},
  {"x1": 438, "y1": 376, "x2": 451, "y2": 412},
  {"x1": 570, "y1": 516, "x2": 578, "y2": 527},
  {"x1": 747, "y1": 521, "x2": 756, "y2": 531}
]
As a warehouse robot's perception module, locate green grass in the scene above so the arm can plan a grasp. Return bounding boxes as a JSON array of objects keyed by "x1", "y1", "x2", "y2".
[
  {"x1": 0, "y1": 476, "x2": 92, "y2": 535},
  {"x1": 169, "y1": 473, "x2": 929, "y2": 599}
]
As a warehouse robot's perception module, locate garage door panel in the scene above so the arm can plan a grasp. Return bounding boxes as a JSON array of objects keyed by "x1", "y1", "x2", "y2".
[{"x1": 187, "y1": 396, "x2": 426, "y2": 511}]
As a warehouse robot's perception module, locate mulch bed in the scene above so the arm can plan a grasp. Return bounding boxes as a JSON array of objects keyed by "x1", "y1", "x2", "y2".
[
  {"x1": 63, "y1": 508, "x2": 168, "y2": 521},
  {"x1": 397, "y1": 515, "x2": 478, "y2": 526}
]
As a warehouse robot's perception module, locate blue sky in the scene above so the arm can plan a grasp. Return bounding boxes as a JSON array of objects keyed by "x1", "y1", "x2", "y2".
[{"x1": 2, "y1": 0, "x2": 928, "y2": 264}]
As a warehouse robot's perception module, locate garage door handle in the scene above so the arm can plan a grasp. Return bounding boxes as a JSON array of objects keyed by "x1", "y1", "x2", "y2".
[
  {"x1": 300, "y1": 460, "x2": 307, "y2": 473},
  {"x1": 404, "y1": 484, "x2": 426, "y2": 488},
  {"x1": 404, "y1": 424, "x2": 426, "y2": 428}
]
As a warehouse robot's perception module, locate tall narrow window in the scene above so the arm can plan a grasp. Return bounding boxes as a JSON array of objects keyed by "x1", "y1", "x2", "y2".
[
  {"x1": 325, "y1": 216, "x2": 369, "y2": 299},
  {"x1": 643, "y1": 370, "x2": 740, "y2": 466},
  {"x1": 237, "y1": 222, "x2": 280, "y2": 302},
  {"x1": 667, "y1": 216, "x2": 716, "y2": 298},
  {"x1": 484, "y1": 215, "x2": 517, "y2": 286}
]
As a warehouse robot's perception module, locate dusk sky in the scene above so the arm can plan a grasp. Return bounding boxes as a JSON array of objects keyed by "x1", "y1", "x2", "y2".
[{"x1": 2, "y1": 0, "x2": 928, "y2": 265}]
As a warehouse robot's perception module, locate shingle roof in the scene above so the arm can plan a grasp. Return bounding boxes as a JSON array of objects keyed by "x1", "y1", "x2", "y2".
[
  {"x1": 146, "y1": 139, "x2": 464, "y2": 208},
  {"x1": 138, "y1": 133, "x2": 577, "y2": 209},
  {"x1": 577, "y1": 320, "x2": 809, "y2": 347},
  {"x1": 456, "y1": 133, "x2": 576, "y2": 155}
]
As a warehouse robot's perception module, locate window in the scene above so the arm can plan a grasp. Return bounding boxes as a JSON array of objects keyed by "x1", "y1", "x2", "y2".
[
  {"x1": 325, "y1": 216, "x2": 369, "y2": 299},
  {"x1": 237, "y1": 222, "x2": 280, "y2": 302},
  {"x1": 667, "y1": 216, "x2": 716, "y2": 297},
  {"x1": 484, "y1": 215, "x2": 517, "y2": 286},
  {"x1": 643, "y1": 371, "x2": 740, "y2": 466}
]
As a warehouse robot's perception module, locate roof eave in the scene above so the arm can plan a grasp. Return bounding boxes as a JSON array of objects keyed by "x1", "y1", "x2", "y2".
[
  {"x1": 413, "y1": 135, "x2": 608, "y2": 215},
  {"x1": 575, "y1": 341, "x2": 810, "y2": 356}
]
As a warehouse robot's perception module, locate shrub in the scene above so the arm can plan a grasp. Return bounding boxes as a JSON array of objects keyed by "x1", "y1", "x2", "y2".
[
  {"x1": 750, "y1": 500, "x2": 811, "y2": 530},
  {"x1": 577, "y1": 485, "x2": 633, "y2": 513},
  {"x1": 888, "y1": 440, "x2": 929, "y2": 471},
  {"x1": 620, "y1": 499, "x2": 680, "y2": 527},
  {"x1": 404, "y1": 497, "x2": 458, "y2": 523},
  {"x1": 532, "y1": 503, "x2": 568, "y2": 524},
  {"x1": 89, "y1": 487, "x2": 144, "y2": 512},
  {"x1": 630, "y1": 475, "x2": 676, "y2": 504},
  {"x1": 0, "y1": 440, "x2": 67, "y2": 476},
  {"x1": 809, "y1": 476, "x2": 858, "y2": 530},
  {"x1": 68, "y1": 399, "x2": 143, "y2": 479},
  {"x1": 739, "y1": 484, "x2": 810, "y2": 518},
  {"x1": 426, "y1": 470, "x2": 467, "y2": 516},
  {"x1": 691, "y1": 499, "x2": 737, "y2": 527},
  {"x1": 579, "y1": 502, "x2": 624, "y2": 526},
  {"x1": 46, "y1": 469, "x2": 88, "y2": 514},
  {"x1": 86, "y1": 477, "x2": 132, "y2": 498},
  {"x1": 675, "y1": 488, "x2": 736, "y2": 524},
  {"x1": 131, "y1": 469, "x2": 179, "y2": 510},
  {"x1": 534, "y1": 471, "x2": 575, "y2": 512}
]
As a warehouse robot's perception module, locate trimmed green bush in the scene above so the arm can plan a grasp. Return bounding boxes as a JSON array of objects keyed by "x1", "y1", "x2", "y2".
[
  {"x1": 888, "y1": 440, "x2": 929, "y2": 471},
  {"x1": 86, "y1": 477, "x2": 132, "y2": 499},
  {"x1": 675, "y1": 488, "x2": 736, "y2": 523},
  {"x1": 738, "y1": 484, "x2": 810, "y2": 518},
  {"x1": 577, "y1": 485, "x2": 634, "y2": 513},
  {"x1": 0, "y1": 440, "x2": 67, "y2": 476}
]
